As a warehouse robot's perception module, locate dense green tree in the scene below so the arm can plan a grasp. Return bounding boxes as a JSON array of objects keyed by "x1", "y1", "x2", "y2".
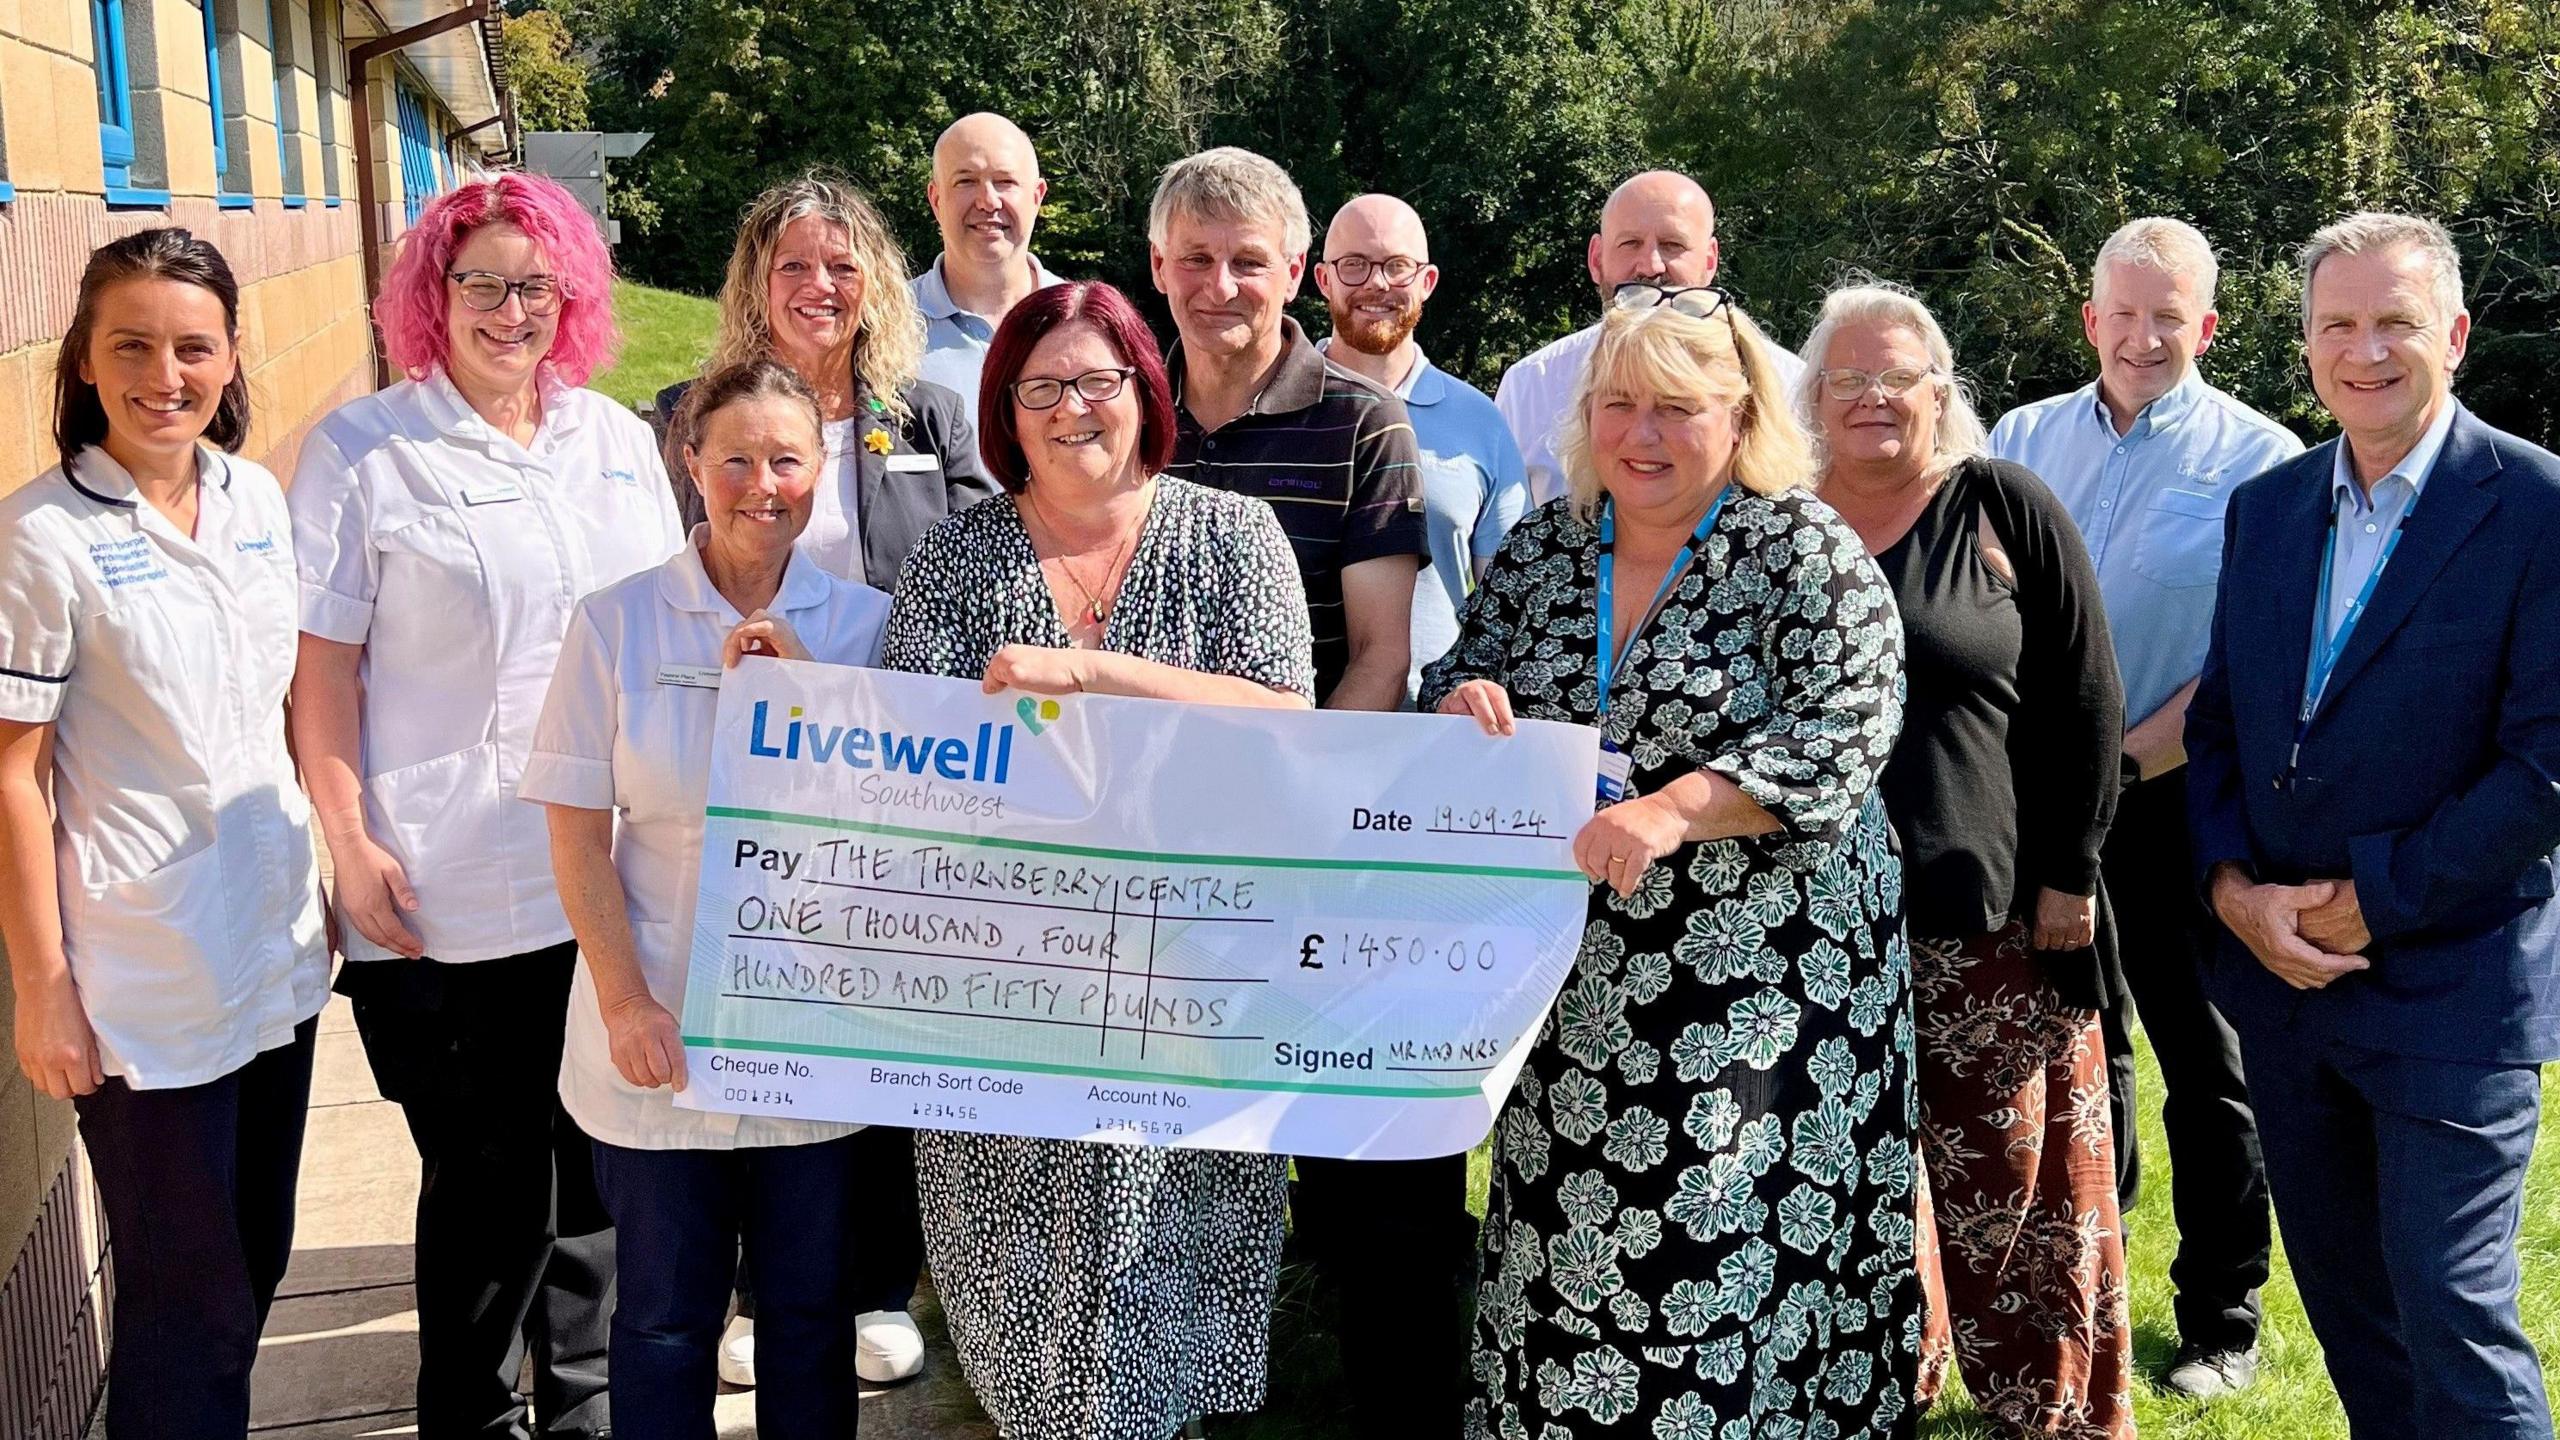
[
  {"x1": 554, "y1": 0, "x2": 2559, "y2": 442},
  {"x1": 498, "y1": 8, "x2": 592, "y2": 133}
]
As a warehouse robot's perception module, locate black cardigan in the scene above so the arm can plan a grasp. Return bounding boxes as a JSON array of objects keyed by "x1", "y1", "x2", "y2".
[{"x1": 1871, "y1": 456, "x2": 2125, "y2": 985}]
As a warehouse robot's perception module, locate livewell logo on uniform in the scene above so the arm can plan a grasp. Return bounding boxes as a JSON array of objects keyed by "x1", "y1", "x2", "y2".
[{"x1": 746, "y1": 699, "x2": 1041, "y2": 783}]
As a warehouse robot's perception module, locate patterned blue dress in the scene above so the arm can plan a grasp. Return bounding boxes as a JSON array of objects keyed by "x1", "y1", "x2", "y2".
[{"x1": 1421, "y1": 488, "x2": 1921, "y2": 1440}]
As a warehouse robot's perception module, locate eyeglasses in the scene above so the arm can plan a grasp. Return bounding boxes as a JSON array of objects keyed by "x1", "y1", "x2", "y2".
[
  {"x1": 1011, "y1": 367, "x2": 1138, "y2": 410},
  {"x1": 1323, "y1": 254, "x2": 1425, "y2": 288},
  {"x1": 1818, "y1": 366, "x2": 1940, "y2": 401},
  {"x1": 1611, "y1": 282, "x2": 1731, "y2": 320},
  {"x1": 448, "y1": 271, "x2": 565, "y2": 316}
]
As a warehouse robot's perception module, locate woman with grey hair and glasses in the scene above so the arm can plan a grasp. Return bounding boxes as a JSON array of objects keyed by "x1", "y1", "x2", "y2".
[{"x1": 1803, "y1": 282, "x2": 2134, "y2": 1437}]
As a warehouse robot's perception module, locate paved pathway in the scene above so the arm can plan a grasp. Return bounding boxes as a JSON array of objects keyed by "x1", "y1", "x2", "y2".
[{"x1": 248, "y1": 994, "x2": 995, "y2": 1438}]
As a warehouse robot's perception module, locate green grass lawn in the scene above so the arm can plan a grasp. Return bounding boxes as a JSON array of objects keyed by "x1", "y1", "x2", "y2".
[
  {"x1": 1233, "y1": 1038, "x2": 2560, "y2": 1440},
  {"x1": 591, "y1": 279, "x2": 721, "y2": 412}
]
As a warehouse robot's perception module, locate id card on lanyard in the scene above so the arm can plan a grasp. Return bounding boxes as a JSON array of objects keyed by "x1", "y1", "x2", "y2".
[
  {"x1": 2287, "y1": 491, "x2": 2408, "y2": 782},
  {"x1": 1595, "y1": 487, "x2": 1732, "y2": 806}
]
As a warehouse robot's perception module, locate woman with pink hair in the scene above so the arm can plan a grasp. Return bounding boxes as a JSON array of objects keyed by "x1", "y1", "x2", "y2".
[{"x1": 286, "y1": 172, "x2": 682, "y2": 1436}]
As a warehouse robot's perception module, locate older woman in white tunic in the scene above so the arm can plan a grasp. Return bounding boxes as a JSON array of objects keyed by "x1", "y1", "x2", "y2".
[{"x1": 526, "y1": 360, "x2": 891, "y2": 1440}]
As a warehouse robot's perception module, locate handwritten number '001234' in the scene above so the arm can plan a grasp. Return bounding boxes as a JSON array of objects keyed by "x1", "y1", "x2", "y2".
[{"x1": 1297, "y1": 932, "x2": 1500, "y2": 972}]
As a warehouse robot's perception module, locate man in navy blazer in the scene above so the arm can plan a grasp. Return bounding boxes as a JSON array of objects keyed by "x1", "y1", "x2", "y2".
[{"x1": 2187, "y1": 211, "x2": 2560, "y2": 1438}]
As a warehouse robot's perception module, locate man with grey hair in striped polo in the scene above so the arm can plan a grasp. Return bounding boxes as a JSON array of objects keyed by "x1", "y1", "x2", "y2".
[{"x1": 1990, "y1": 216, "x2": 2302, "y2": 1400}]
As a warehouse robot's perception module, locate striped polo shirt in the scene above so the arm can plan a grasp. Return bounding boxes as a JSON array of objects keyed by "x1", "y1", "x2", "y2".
[{"x1": 1166, "y1": 318, "x2": 1426, "y2": 701}]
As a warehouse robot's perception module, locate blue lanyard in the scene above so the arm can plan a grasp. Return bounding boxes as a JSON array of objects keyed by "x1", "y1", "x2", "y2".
[
  {"x1": 1596, "y1": 487, "x2": 1730, "y2": 725},
  {"x1": 2289, "y1": 491, "x2": 2408, "y2": 772}
]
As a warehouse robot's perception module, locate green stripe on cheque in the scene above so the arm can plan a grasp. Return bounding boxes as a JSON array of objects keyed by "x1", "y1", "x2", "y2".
[{"x1": 679, "y1": 1034, "x2": 1484, "y2": 1098}]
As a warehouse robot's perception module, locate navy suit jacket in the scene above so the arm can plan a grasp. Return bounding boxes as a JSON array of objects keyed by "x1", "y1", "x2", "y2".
[{"x1": 2186, "y1": 403, "x2": 2560, "y2": 1064}]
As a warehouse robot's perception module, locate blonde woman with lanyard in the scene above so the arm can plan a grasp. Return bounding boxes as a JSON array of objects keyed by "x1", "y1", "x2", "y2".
[
  {"x1": 1425, "y1": 297, "x2": 1916, "y2": 1440},
  {"x1": 0, "y1": 229, "x2": 327, "y2": 1440}
]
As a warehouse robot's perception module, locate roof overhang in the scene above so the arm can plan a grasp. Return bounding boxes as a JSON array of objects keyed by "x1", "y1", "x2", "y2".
[{"x1": 344, "y1": 0, "x2": 508, "y2": 157}]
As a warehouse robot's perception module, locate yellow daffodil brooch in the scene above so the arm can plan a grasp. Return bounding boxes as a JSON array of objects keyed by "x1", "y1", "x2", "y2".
[{"x1": 863, "y1": 428, "x2": 893, "y2": 456}]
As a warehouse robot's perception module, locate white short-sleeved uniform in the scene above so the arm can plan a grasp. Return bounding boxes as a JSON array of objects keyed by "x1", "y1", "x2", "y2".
[
  {"x1": 291, "y1": 368, "x2": 684, "y2": 964},
  {"x1": 0, "y1": 448, "x2": 328, "y2": 1090},
  {"x1": 520, "y1": 532, "x2": 890, "y2": 1149}
]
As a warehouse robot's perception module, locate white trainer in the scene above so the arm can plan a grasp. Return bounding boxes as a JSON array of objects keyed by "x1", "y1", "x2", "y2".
[
  {"x1": 854, "y1": 1309, "x2": 925, "y2": 1384},
  {"x1": 718, "y1": 1313, "x2": 757, "y2": 1388}
]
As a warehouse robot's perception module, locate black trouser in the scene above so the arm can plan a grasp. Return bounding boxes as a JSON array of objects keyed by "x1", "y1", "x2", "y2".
[
  {"x1": 1293, "y1": 1153, "x2": 1473, "y2": 1439},
  {"x1": 734, "y1": 1122, "x2": 922, "y2": 1322},
  {"x1": 76, "y1": 1019, "x2": 317, "y2": 1440},
  {"x1": 339, "y1": 946, "x2": 616, "y2": 1437},
  {"x1": 2095, "y1": 772, "x2": 2270, "y2": 1353},
  {"x1": 594, "y1": 1135, "x2": 864, "y2": 1440}
]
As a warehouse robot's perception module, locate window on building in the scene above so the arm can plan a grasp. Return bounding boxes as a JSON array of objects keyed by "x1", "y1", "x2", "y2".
[
  {"x1": 394, "y1": 79, "x2": 437, "y2": 224},
  {"x1": 92, "y1": 0, "x2": 141, "y2": 194},
  {"x1": 310, "y1": 0, "x2": 340, "y2": 205},
  {"x1": 92, "y1": 0, "x2": 172, "y2": 206},
  {"x1": 203, "y1": 0, "x2": 251, "y2": 207},
  {"x1": 267, "y1": 0, "x2": 303, "y2": 204}
]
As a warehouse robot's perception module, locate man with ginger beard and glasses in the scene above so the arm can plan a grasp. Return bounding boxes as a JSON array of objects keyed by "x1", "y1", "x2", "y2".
[{"x1": 1316, "y1": 194, "x2": 1531, "y2": 699}]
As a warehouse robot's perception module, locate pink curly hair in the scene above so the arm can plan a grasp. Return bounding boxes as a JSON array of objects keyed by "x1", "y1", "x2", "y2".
[{"x1": 375, "y1": 172, "x2": 620, "y2": 386}]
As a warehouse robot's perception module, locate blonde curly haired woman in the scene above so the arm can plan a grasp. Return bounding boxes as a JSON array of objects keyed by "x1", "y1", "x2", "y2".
[{"x1": 655, "y1": 170, "x2": 995, "y2": 595}]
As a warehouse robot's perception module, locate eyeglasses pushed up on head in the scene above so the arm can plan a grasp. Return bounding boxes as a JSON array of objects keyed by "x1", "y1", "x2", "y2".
[
  {"x1": 1610, "y1": 282, "x2": 1732, "y2": 320},
  {"x1": 448, "y1": 271, "x2": 565, "y2": 316},
  {"x1": 1010, "y1": 367, "x2": 1138, "y2": 410}
]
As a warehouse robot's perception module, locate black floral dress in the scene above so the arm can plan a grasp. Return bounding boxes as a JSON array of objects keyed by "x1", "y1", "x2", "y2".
[
  {"x1": 1420, "y1": 489, "x2": 1920, "y2": 1440},
  {"x1": 880, "y1": 477, "x2": 1315, "y2": 1440}
]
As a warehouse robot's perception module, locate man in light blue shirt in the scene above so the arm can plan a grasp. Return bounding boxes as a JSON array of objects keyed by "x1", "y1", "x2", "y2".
[
  {"x1": 1988, "y1": 216, "x2": 2302, "y2": 1400},
  {"x1": 1315, "y1": 194, "x2": 1531, "y2": 698},
  {"x1": 911, "y1": 112, "x2": 1067, "y2": 422},
  {"x1": 2315, "y1": 395, "x2": 2448, "y2": 645}
]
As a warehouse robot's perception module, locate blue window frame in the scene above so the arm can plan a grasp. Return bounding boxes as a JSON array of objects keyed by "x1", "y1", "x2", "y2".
[
  {"x1": 92, "y1": 0, "x2": 166, "y2": 206},
  {"x1": 394, "y1": 80, "x2": 437, "y2": 224},
  {"x1": 206, "y1": 0, "x2": 252, "y2": 208},
  {"x1": 269, "y1": 0, "x2": 303, "y2": 205}
]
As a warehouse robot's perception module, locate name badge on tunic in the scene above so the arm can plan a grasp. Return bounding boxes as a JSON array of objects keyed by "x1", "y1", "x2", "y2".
[
  {"x1": 459, "y1": 480, "x2": 526, "y2": 506},
  {"x1": 656, "y1": 664, "x2": 724, "y2": 690},
  {"x1": 883, "y1": 453, "x2": 939, "y2": 473}
]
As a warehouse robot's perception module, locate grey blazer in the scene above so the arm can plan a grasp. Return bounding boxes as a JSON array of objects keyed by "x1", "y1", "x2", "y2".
[{"x1": 652, "y1": 375, "x2": 997, "y2": 592}]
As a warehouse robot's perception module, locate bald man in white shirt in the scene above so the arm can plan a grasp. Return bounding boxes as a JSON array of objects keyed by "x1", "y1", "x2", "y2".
[{"x1": 1494, "y1": 171, "x2": 1805, "y2": 504}]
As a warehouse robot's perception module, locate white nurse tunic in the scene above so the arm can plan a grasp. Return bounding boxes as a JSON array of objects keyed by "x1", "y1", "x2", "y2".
[
  {"x1": 520, "y1": 531, "x2": 889, "y2": 1149},
  {"x1": 291, "y1": 368, "x2": 684, "y2": 964},
  {"x1": 0, "y1": 447, "x2": 328, "y2": 1089}
]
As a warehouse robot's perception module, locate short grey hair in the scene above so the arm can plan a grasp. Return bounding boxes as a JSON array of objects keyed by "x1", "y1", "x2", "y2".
[
  {"x1": 2093, "y1": 217, "x2": 2219, "y2": 307},
  {"x1": 2299, "y1": 211, "x2": 2465, "y2": 328},
  {"x1": 1148, "y1": 147, "x2": 1312, "y2": 259},
  {"x1": 1796, "y1": 281, "x2": 1989, "y2": 473}
]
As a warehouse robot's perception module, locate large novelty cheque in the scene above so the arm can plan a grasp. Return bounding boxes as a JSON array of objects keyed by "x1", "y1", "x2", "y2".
[{"x1": 676, "y1": 659, "x2": 1599, "y2": 1159}]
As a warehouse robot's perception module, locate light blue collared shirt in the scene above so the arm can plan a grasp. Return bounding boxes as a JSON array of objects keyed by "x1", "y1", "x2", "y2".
[
  {"x1": 911, "y1": 253, "x2": 1068, "y2": 424},
  {"x1": 2317, "y1": 397, "x2": 2456, "y2": 649},
  {"x1": 1323, "y1": 340, "x2": 1532, "y2": 698},
  {"x1": 1989, "y1": 371, "x2": 2304, "y2": 727}
]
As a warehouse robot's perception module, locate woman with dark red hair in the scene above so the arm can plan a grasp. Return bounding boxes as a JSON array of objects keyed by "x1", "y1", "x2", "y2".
[
  {"x1": 287, "y1": 172, "x2": 680, "y2": 1436},
  {"x1": 880, "y1": 280, "x2": 1313, "y2": 1439}
]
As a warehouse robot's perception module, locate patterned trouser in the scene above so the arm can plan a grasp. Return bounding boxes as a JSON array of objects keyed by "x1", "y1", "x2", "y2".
[{"x1": 1912, "y1": 922, "x2": 2134, "y2": 1439}]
